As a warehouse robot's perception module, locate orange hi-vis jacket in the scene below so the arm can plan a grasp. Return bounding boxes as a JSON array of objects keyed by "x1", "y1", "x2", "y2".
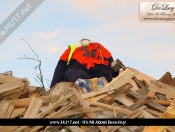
[{"x1": 60, "y1": 42, "x2": 111, "y2": 69}]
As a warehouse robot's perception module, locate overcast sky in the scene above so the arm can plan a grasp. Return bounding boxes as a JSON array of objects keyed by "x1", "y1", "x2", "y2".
[{"x1": 0, "y1": 0, "x2": 175, "y2": 89}]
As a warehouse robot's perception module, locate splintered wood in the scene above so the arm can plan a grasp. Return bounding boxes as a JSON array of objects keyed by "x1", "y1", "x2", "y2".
[{"x1": 1, "y1": 69, "x2": 175, "y2": 132}]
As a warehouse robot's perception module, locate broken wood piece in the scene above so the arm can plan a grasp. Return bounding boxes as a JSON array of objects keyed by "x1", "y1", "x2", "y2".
[
  {"x1": 89, "y1": 101, "x2": 133, "y2": 115},
  {"x1": 0, "y1": 74, "x2": 28, "y2": 100},
  {"x1": 10, "y1": 108, "x2": 25, "y2": 118},
  {"x1": 126, "y1": 96, "x2": 151, "y2": 111},
  {"x1": 81, "y1": 68, "x2": 134, "y2": 99},
  {"x1": 0, "y1": 101, "x2": 14, "y2": 132},
  {"x1": 23, "y1": 97, "x2": 43, "y2": 118},
  {"x1": 0, "y1": 101, "x2": 14, "y2": 118},
  {"x1": 148, "y1": 80, "x2": 175, "y2": 99}
]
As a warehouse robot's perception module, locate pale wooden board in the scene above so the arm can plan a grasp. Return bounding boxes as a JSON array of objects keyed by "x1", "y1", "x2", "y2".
[
  {"x1": 23, "y1": 97, "x2": 43, "y2": 118},
  {"x1": 0, "y1": 102, "x2": 14, "y2": 132}
]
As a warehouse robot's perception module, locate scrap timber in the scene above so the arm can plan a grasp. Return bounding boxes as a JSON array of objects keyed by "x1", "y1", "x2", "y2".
[{"x1": 0, "y1": 68, "x2": 175, "y2": 132}]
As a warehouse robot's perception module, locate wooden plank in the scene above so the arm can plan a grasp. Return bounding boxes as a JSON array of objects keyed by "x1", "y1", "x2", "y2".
[
  {"x1": 126, "y1": 96, "x2": 151, "y2": 111},
  {"x1": 89, "y1": 101, "x2": 133, "y2": 115},
  {"x1": 81, "y1": 68, "x2": 134, "y2": 99},
  {"x1": 10, "y1": 108, "x2": 26, "y2": 118},
  {"x1": 0, "y1": 101, "x2": 14, "y2": 118},
  {"x1": 0, "y1": 102, "x2": 14, "y2": 132},
  {"x1": 148, "y1": 80, "x2": 175, "y2": 99},
  {"x1": 145, "y1": 108, "x2": 162, "y2": 117},
  {"x1": 23, "y1": 97, "x2": 43, "y2": 118},
  {"x1": 152, "y1": 100, "x2": 170, "y2": 106},
  {"x1": 91, "y1": 94, "x2": 107, "y2": 102},
  {"x1": 115, "y1": 94, "x2": 133, "y2": 106}
]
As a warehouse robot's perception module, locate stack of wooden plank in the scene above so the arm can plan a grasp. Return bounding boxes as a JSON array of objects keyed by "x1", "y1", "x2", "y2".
[{"x1": 0, "y1": 68, "x2": 175, "y2": 132}]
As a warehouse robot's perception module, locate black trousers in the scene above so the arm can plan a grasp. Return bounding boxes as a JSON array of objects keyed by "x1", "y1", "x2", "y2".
[{"x1": 64, "y1": 65, "x2": 113, "y2": 83}]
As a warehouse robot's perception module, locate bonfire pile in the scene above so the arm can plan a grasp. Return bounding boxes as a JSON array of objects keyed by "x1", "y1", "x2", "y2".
[{"x1": 0, "y1": 68, "x2": 175, "y2": 132}]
